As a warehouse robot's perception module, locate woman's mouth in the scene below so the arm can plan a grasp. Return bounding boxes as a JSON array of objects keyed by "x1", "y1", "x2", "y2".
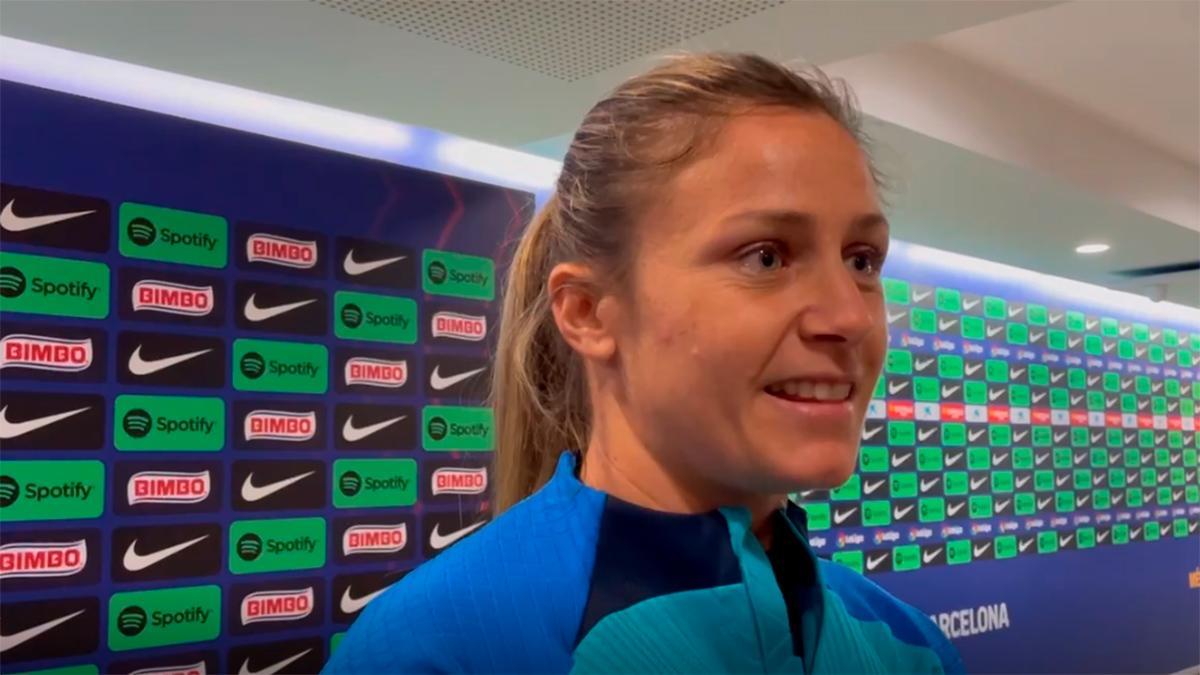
[{"x1": 764, "y1": 379, "x2": 854, "y2": 403}]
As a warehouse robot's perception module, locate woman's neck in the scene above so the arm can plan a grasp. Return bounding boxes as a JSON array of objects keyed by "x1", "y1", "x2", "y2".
[{"x1": 580, "y1": 396, "x2": 784, "y2": 547}]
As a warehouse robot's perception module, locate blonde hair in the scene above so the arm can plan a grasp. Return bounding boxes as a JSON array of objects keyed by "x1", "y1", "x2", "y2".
[{"x1": 490, "y1": 52, "x2": 876, "y2": 512}]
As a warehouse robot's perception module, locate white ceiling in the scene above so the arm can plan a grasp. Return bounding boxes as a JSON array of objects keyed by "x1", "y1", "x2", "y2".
[
  {"x1": 1, "y1": 0, "x2": 1196, "y2": 306},
  {"x1": 934, "y1": 0, "x2": 1199, "y2": 166}
]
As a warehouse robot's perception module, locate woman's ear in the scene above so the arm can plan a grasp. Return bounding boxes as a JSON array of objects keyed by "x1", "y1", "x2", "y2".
[{"x1": 548, "y1": 262, "x2": 618, "y2": 362}]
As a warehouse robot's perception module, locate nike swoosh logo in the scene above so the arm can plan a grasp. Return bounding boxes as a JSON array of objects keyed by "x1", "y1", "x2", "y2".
[
  {"x1": 1010, "y1": 368, "x2": 1026, "y2": 378},
  {"x1": 923, "y1": 549, "x2": 943, "y2": 563},
  {"x1": 1019, "y1": 540, "x2": 1034, "y2": 552},
  {"x1": 128, "y1": 345, "x2": 212, "y2": 376},
  {"x1": 970, "y1": 477, "x2": 988, "y2": 490},
  {"x1": 947, "y1": 503, "x2": 966, "y2": 516},
  {"x1": 995, "y1": 499, "x2": 1011, "y2": 511},
  {"x1": 342, "y1": 414, "x2": 406, "y2": 442},
  {"x1": 0, "y1": 404, "x2": 89, "y2": 439},
  {"x1": 339, "y1": 586, "x2": 387, "y2": 615},
  {"x1": 973, "y1": 544, "x2": 991, "y2": 557},
  {"x1": 891, "y1": 452, "x2": 913, "y2": 467},
  {"x1": 343, "y1": 249, "x2": 406, "y2": 276},
  {"x1": 241, "y1": 471, "x2": 315, "y2": 502},
  {"x1": 243, "y1": 293, "x2": 317, "y2": 322},
  {"x1": 1032, "y1": 393, "x2": 1047, "y2": 403},
  {"x1": 888, "y1": 381, "x2": 909, "y2": 395},
  {"x1": 942, "y1": 386, "x2": 961, "y2": 397},
  {"x1": 945, "y1": 452, "x2": 963, "y2": 465},
  {"x1": 965, "y1": 364, "x2": 983, "y2": 376},
  {"x1": 992, "y1": 453, "x2": 1009, "y2": 465},
  {"x1": 863, "y1": 479, "x2": 885, "y2": 495},
  {"x1": 893, "y1": 504, "x2": 915, "y2": 519},
  {"x1": 987, "y1": 326, "x2": 1004, "y2": 337},
  {"x1": 1036, "y1": 453, "x2": 1049, "y2": 465},
  {"x1": 918, "y1": 428, "x2": 937, "y2": 441},
  {"x1": 1015, "y1": 476, "x2": 1031, "y2": 488},
  {"x1": 938, "y1": 319, "x2": 957, "y2": 330},
  {"x1": 123, "y1": 535, "x2": 209, "y2": 572},
  {"x1": 0, "y1": 609, "x2": 86, "y2": 653},
  {"x1": 912, "y1": 290, "x2": 932, "y2": 303},
  {"x1": 1038, "y1": 497, "x2": 1053, "y2": 509},
  {"x1": 1013, "y1": 431, "x2": 1029, "y2": 442},
  {"x1": 833, "y1": 507, "x2": 858, "y2": 525},
  {"x1": 429, "y1": 521, "x2": 487, "y2": 549},
  {"x1": 239, "y1": 649, "x2": 313, "y2": 675},
  {"x1": 969, "y1": 430, "x2": 986, "y2": 442},
  {"x1": 866, "y1": 553, "x2": 889, "y2": 570},
  {"x1": 430, "y1": 365, "x2": 486, "y2": 391},
  {"x1": 920, "y1": 478, "x2": 940, "y2": 491},
  {"x1": 862, "y1": 426, "x2": 884, "y2": 440},
  {"x1": 963, "y1": 299, "x2": 981, "y2": 310},
  {"x1": 886, "y1": 310, "x2": 907, "y2": 324},
  {"x1": 0, "y1": 200, "x2": 95, "y2": 232},
  {"x1": 914, "y1": 358, "x2": 934, "y2": 371}
]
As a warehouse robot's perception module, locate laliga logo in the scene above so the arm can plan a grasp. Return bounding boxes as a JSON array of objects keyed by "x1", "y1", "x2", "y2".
[
  {"x1": 345, "y1": 357, "x2": 407, "y2": 388},
  {"x1": 432, "y1": 467, "x2": 487, "y2": 496},
  {"x1": 0, "y1": 539, "x2": 87, "y2": 578},
  {"x1": 343, "y1": 523, "x2": 407, "y2": 555},
  {"x1": 432, "y1": 311, "x2": 486, "y2": 342},
  {"x1": 0, "y1": 334, "x2": 93, "y2": 372},
  {"x1": 128, "y1": 470, "x2": 211, "y2": 505},
  {"x1": 241, "y1": 586, "x2": 314, "y2": 625},
  {"x1": 132, "y1": 279, "x2": 213, "y2": 317},
  {"x1": 247, "y1": 233, "x2": 317, "y2": 269},
  {"x1": 245, "y1": 410, "x2": 316, "y2": 442}
]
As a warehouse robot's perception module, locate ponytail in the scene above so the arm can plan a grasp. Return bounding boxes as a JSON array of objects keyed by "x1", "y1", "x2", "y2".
[{"x1": 491, "y1": 194, "x2": 590, "y2": 513}]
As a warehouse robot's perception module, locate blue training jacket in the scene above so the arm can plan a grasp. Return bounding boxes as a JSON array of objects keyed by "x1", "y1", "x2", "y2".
[{"x1": 324, "y1": 452, "x2": 965, "y2": 673}]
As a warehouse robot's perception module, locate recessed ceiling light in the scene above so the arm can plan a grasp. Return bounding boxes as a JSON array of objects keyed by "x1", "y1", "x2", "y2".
[{"x1": 1075, "y1": 243, "x2": 1110, "y2": 254}]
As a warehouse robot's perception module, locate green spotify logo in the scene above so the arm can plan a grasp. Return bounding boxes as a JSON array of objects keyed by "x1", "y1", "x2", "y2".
[
  {"x1": 228, "y1": 517, "x2": 326, "y2": 574},
  {"x1": 333, "y1": 458, "x2": 417, "y2": 508},
  {"x1": 114, "y1": 395, "x2": 225, "y2": 451},
  {"x1": 334, "y1": 291, "x2": 417, "y2": 344},
  {"x1": 119, "y1": 202, "x2": 228, "y2": 268},
  {"x1": 0, "y1": 461, "x2": 104, "y2": 522},
  {"x1": 126, "y1": 217, "x2": 157, "y2": 246},
  {"x1": 0, "y1": 251, "x2": 110, "y2": 319},
  {"x1": 422, "y1": 249, "x2": 494, "y2": 300},
  {"x1": 423, "y1": 405, "x2": 494, "y2": 451},
  {"x1": 108, "y1": 585, "x2": 220, "y2": 651},
  {"x1": 233, "y1": 338, "x2": 328, "y2": 394}
]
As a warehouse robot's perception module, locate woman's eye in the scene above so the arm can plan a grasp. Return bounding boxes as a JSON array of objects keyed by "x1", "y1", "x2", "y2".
[
  {"x1": 845, "y1": 250, "x2": 883, "y2": 277},
  {"x1": 738, "y1": 244, "x2": 787, "y2": 274}
]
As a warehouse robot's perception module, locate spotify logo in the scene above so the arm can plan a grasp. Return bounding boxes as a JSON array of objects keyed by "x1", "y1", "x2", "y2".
[
  {"x1": 341, "y1": 303, "x2": 363, "y2": 328},
  {"x1": 0, "y1": 475, "x2": 18, "y2": 507},
  {"x1": 0, "y1": 266, "x2": 26, "y2": 298},
  {"x1": 237, "y1": 533, "x2": 263, "y2": 561},
  {"x1": 339, "y1": 470, "x2": 362, "y2": 497},
  {"x1": 123, "y1": 409, "x2": 153, "y2": 438},
  {"x1": 117, "y1": 605, "x2": 148, "y2": 636},
  {"x1": 240, "y1": 352, "x2": 266, "y2": 379},
  {"x1": 427, "y1": 417, "x2": 448, "y2": 441},
  {"x1": 127, "y1": 217, "x2": 157, "y2": 247},
  {"x1": 427, "y1": 261, "x2": 447, "y2": 285}
]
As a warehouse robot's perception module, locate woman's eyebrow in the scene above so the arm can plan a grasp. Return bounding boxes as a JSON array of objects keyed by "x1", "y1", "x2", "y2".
[{"x1": 721, "y1": 209, "x2": 890, "y2": 234}]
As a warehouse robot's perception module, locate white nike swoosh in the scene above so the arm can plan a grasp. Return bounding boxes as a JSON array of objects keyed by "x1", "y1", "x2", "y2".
[
  {"x1": 914, "y1": 358, "x2": 934, "y2": 371},
  {"x1": 942, "y1": 386, "x2": 961, "y2": 396},
  {"x1": 128, "y1": 345, "x2": 212, "y2": 376},
  {"x1": 241, "y1": 471, "x2": 315, "y2": 502},
  {"x1": 886, "y1": 311, "x2": 906, "y2": 324},
  {"x1": 0, "y1": 404, "x2": 89, "y2": 439},
  {"x1": 1015, "y1": 477, "x2": 1031, "y2": 488},
  {"x1": 995, "y1": 500, "x2": 1011, "y2": 511},
  {"x1": 866, "y1": 554, "x2": 889, "y2": 570},
  {"x1": 888, "y1": 382, "x2": 909, "y2": 395},
  {"x1": 912, "y1": 290, "x2": 932, "y2": 303},
  {"x1": 343, "y1": 249, "x2": 406, "y2": 276},
  {"x1": 947, "y1": 503, "x2": 966, "y2": 516},
  {"x1": 430, "y1": 521, "x2": 487, "y2": 549},
  {"x1": 945, "y1": 452, "x2": 963, "y2": 465},
  {"x1": 430, "y1": 365, "x2": 486, "y2": 391},
  {"x1": 862, "y1": 426, "x2": 884, "y2": 440},
  {"x1": 339, "y1": 586, "x2": 387, "y2": 615},
  {"x1": 238, "y1": 649, "x2": 313, "y2": 675},
  {"x1": 833, "y1": 508, "x2": 859, "y2": 524},
  {"x1": 920, "y1": 479, "x2": 939, "y2": 491},
  {"x1": 0, "y1": 200, "x2": 95, "y2": 232},
  {"x1": 893, "y1": 505, "x2": 915, "y2": 518},
  {"x1": 923, "y1": 549, "x2": 942, "y2": 563},
  {"x1": 970, "y1": 478, "x2": 988, "y2": 490},
  {"x1": 891, "y1": 452, "x2": 913, "y2": 467},
  {"x1": 973, "y1": 544, "x2": 992, "y2": 556},
  {"x1": 123, "y1": 535, "x2": 209, "y2": 572},
  {"x1": 963, "y1": 299, "x2": 981, "y2": 310},
  {"x1": 918, "y1": 428, "x2": 937, "y2": 441},
  {"x1": 863, "y1": 479, "x2": 885, "y2": 494},
  {"x1": 342, "y1": 414, "x2": 406, "y2": 442},
  {"x1": 0, "y1": 609, "x2": 86, "y2": 653},
  {"x1": 243, "y1": 294, "x2": 317, "y2": 322},
  {"x1": 965, "y1": 364, "x2": 983, "y2": 376}
]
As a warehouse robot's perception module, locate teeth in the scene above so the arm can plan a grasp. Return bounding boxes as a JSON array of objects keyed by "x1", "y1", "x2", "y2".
[{"x1": 768, "y1": 380, "x2": 851, "y2": 401}]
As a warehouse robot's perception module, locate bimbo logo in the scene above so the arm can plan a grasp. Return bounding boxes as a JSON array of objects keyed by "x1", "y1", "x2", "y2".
[
  {"x1": 0, "y1": 334, "x2": 92, "y2": 372},
  {"x1": 133, "y1": 280, "x2": 213, "y2": 317},
  {"x1": 128, "y1": 470, "x2": 211, "y2": 505},
  {"x1": 343, "y1": 523, "x2": 407, "y2": 555},
  {"x1": 432, "y1": 312, "x2": 486, "y2": 342},
  {"x1": 0, "y1": 539, "x2": 87, "y2": 578},
  {"x1": 245, "y1": 410, "x2": 316, "y2": 442},
  {"x1": 240, "y1": 587, "x2": 314, "y2": 624},
  {"x1": 247, "y1": 233, "x2": 317, "y2": 269},
  {"x1": 432, "y1": 467, "x2": 487, "y2": 495},
  {"x1": 345, "y1": 357, "x2": 407, "y2": 388}
]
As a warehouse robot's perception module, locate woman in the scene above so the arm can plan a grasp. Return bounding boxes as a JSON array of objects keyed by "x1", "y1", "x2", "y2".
[{"x1": 324, "y1": 52, "x2": 964, "y2": 674}]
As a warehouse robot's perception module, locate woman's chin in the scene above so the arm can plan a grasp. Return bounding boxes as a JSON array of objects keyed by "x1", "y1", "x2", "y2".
[{"x1": 767, "y1": 441, "x2": 859, "y2": 492}]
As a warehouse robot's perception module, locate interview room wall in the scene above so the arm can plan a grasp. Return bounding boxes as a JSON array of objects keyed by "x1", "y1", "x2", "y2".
[{"x1": 0, "y1": 78, "x2": 1197, "y2": 675}]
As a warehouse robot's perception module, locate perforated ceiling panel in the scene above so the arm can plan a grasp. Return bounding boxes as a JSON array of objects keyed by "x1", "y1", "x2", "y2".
[{"x1": 312, "y1": 0, "x2": 787, "y2": 81}]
